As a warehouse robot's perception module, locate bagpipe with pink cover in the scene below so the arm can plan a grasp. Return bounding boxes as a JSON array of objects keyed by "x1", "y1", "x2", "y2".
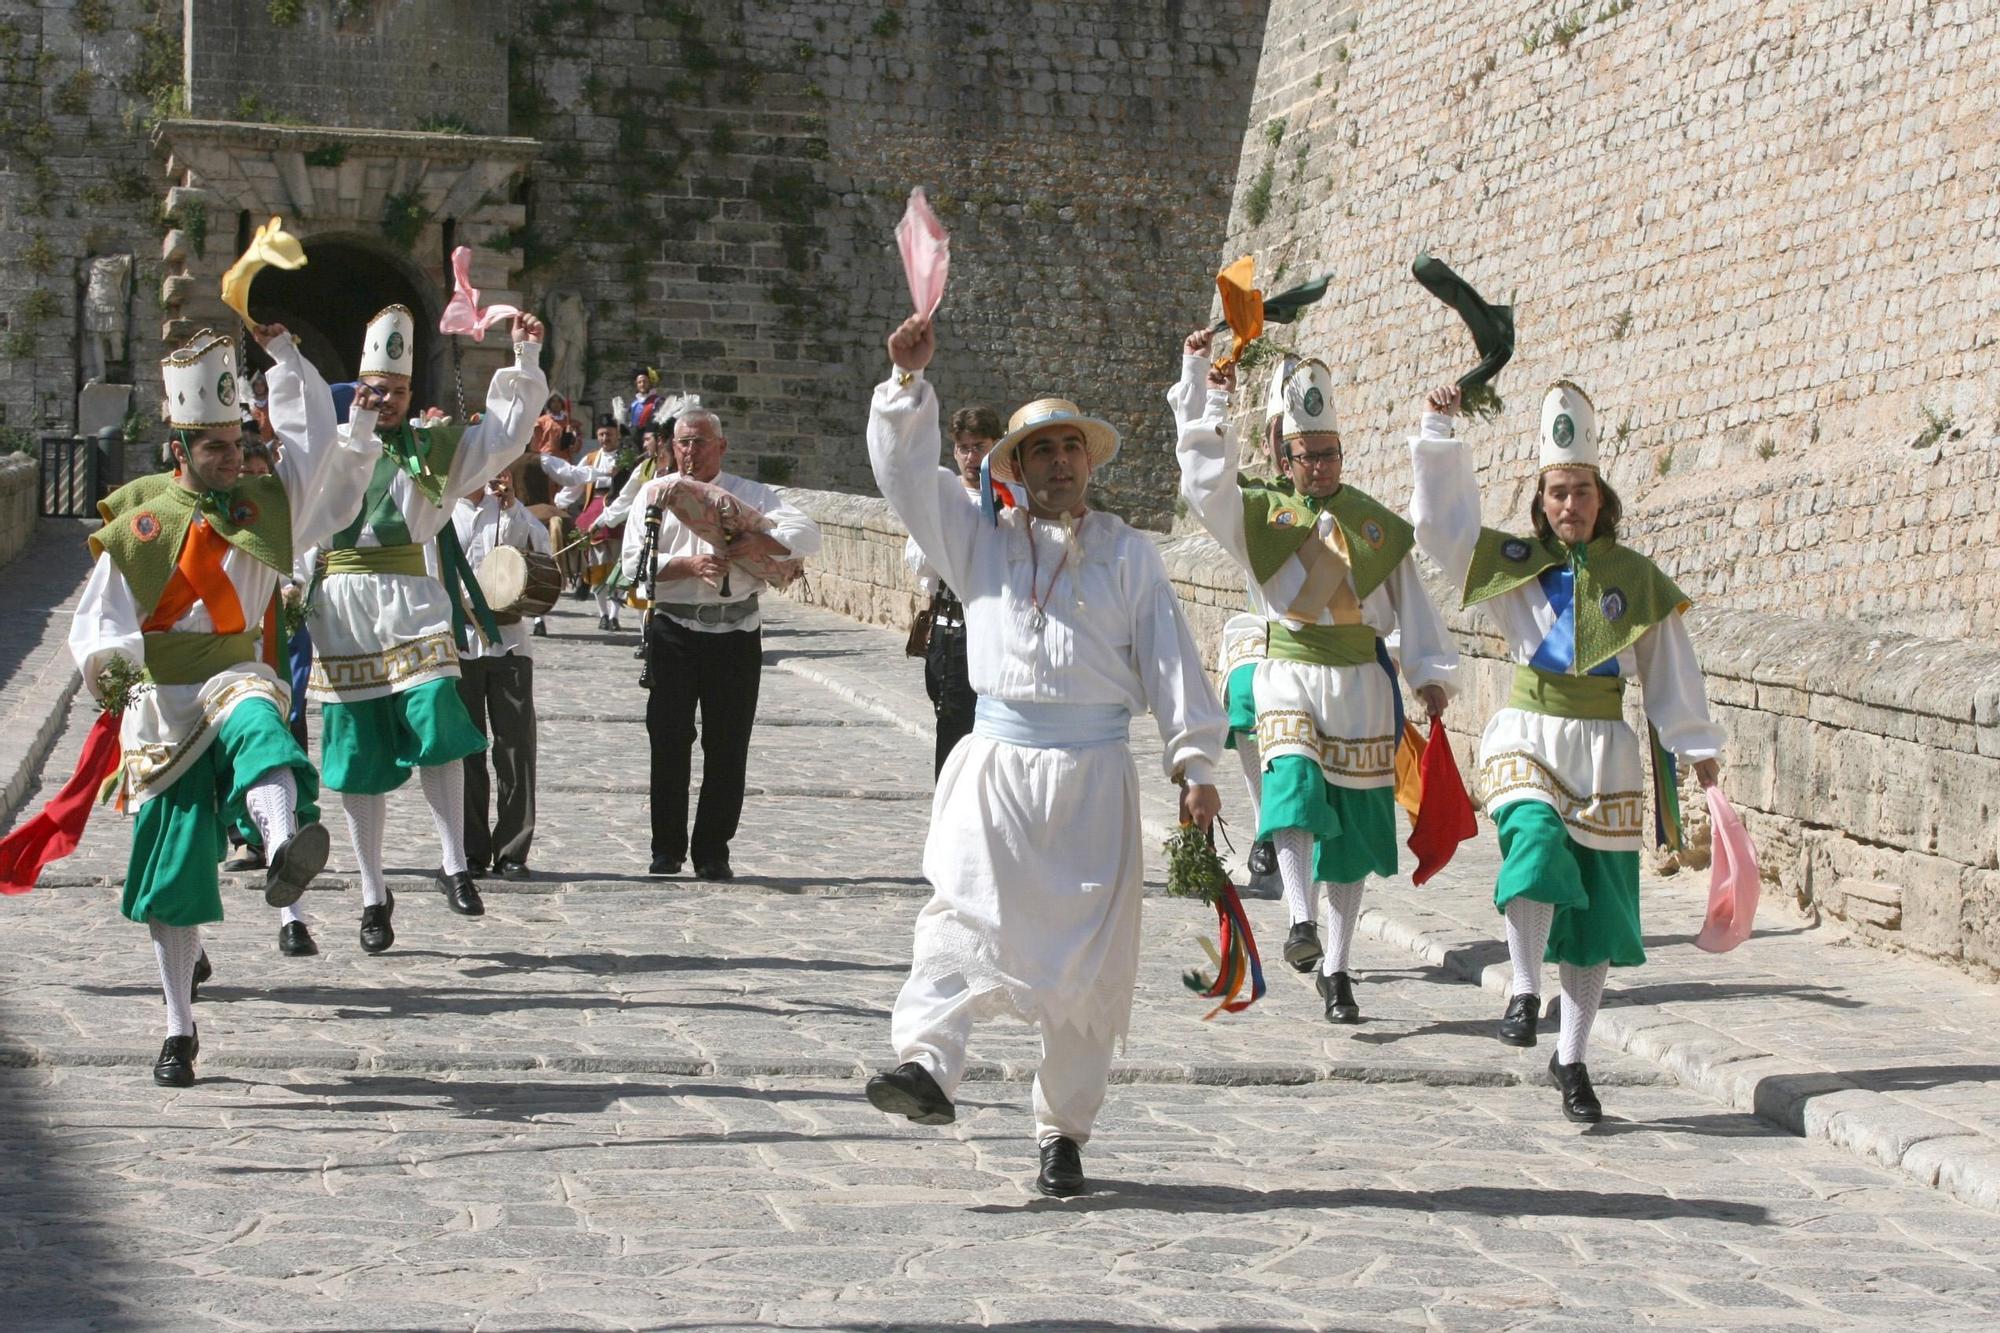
[{"x1": 646, "y1": 474, "x2": 804, "y2": 590}]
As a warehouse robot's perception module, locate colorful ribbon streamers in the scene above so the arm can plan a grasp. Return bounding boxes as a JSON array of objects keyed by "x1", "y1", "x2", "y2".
[
  {"x1": 1182, "y1": 881, "x2": 1268, "y2": 1019},
  {"x1": 0, "y1": 711, "x2": 123, "y2": 893},
  {"x1": 439, "y1": 245, "x2": 521, "y2": 341},
  {"x1": 220, "y1": 216, "x2": 308, "y2": 329},
  {"x1": 895, "y1": 187, "x2": 950, "y2": 318},
  {"x1": 1695, "y1": 788, "x2": 1761, "y2": 953}
]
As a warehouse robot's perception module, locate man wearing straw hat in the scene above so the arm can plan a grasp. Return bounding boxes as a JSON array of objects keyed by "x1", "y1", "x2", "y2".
[
  {"x1": 308, "y1": 304, "x2": 546, "y2": 954},
  {"x1": 863, "y1": 313, "x2": 1226, "y2": 1198}
]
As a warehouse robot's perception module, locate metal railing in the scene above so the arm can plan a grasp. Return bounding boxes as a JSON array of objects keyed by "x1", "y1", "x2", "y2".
[{"x1": 38, "y1": 429, "x2": 124, "y2": 517}]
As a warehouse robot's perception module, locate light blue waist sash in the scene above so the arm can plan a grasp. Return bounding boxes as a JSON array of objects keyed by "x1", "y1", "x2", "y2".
[{"x1": 973, "y1": 698, "x2": 1131, "y2": 749}]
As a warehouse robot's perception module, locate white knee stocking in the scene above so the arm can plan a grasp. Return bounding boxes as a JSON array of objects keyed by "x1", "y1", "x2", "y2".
[
  {"x1": 149, "y1": 921, "x2": 201, "y2": 1037},
  {"x1": 243, "y1": 766, "x2": 299, "y2": 853},
  {"x1": 1274, "y1": 827, "x2": 1315, "y2": 927},
  {"x1": 420, "y1": 761, "x2": 469, "y2": 876},
  {"x1": 1504, "y1": 899, "x2": 1555, "y2": 998},
  {"x1": 1320, "y1": 880, "x2": 1366, "y2": 975},
  {"x1": 342, "y1": 791, "x2": 389, "y2": 908},
  {"x1": 1557, "y1": 962, "x2": 1609, "y2": 1064},
  {"x1": 1235, "y1": 736, "x2": 1263, "y2": 829},
  {"x1": 593, "y1": 584, "x2": 616, "y2": 617}
]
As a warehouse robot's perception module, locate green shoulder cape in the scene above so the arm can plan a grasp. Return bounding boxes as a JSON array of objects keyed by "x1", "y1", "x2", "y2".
[
  {"x1": 91, "y1": 471, "x2": 293, "y2": 615},
  {"x1": 1241, "y1": 483, "x2": 1414, "y2": 600},
  {"x1": 1464, "y1": 530, "x2": 1689, "y2": 672},
  {"x1": 330, "y1": 420, "x2": 468, "y2": 549}
]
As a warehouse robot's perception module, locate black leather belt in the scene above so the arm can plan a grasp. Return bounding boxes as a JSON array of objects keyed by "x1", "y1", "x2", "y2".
[{"x1": 657, "y1": 593, "x2": 759, "y2": 626}]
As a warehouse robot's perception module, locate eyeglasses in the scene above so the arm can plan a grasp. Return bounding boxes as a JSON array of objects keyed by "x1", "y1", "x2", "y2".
[
  {"x1": 1288, "y1": 447, "x2": 1343, "y2": 468},
  {"x1": 672, "y1": 436, "x2": 719, "y2": 448}
]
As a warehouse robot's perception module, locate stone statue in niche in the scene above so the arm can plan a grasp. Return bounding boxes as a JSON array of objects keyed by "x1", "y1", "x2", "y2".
[
  {"x1": 81, "y1": 253, "x2": 133, "y2": 384},
  {"x1": 545, "y1": 288, "x2": 588, "y2": 408}
]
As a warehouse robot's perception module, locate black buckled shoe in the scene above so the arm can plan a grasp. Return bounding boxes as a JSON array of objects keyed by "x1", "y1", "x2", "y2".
[
  {"x1": 1316, "y1": 970, "x2": 1361, "y2": 1024},
  {"x1": 438, "y1": 870, "x2": 485, "y2": 916},
  {"x1": 1282, "y1": 921, "x2": 1323, "y2": 973},
  {"x1": 1036, "y1": 1136, "x2": 1087, "y2": 1198},
  {"x1": 359, "y1": 893, "x2": 396, "y2": 954},
  {"x1": 1498, "y1": 993, "x2": 1539, "y2": 1048},
  {"x1": 864, "y1": 1061, "x2": 955, "y2": 1126},
  {"x1": 278, "y1": 920, "x2": 318, "y2": 957},
  {"x1": 153, "y1": 1030, "x2": 198, "y2": 1087},
  {"x1": 263, "y1": 821, "x2": 329, "y2": 909},
  {"x1": 493, "y1": 859, "x2": 531, "y2": 882},
  {"x1": 1247, "y1": 838, "x2": 1277, "y2": 877},
  {"x1": 191, "y1": 951, "x2": 212, "y2": 1001},
  {"x1": 1549, "y1": 1054, "x2": 1603, "y2": 1123}
]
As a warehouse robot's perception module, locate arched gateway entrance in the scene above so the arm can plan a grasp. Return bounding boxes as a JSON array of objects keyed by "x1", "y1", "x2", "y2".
[{"x1": 245, "y1": 234, "x2": 443, "y2": 410}]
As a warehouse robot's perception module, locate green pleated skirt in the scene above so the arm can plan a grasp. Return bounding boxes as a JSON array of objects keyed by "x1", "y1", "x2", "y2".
[
  {"x1": 1257, "y1": 754, "x2": 1398, "y2": 884},
  {"x1": 1492, "y1": 800, "x2": 1644, "y2": 968},
  {"x1": 319, "y1": 677, "x2": 486, "y2": 794}
]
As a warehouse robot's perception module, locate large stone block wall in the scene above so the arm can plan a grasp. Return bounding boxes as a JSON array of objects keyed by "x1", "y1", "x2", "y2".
[
  {"x1": 514, "y1": 0, "x2": 1270, "y2": 526},
  {"x1": 772, "y1": 484, "x2": 2000, "y2": 979},
  {"x1": 1212, "y1": 1, "x2": 2000, "y2": 644}
]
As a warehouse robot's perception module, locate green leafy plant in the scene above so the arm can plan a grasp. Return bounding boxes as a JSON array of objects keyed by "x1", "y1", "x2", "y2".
[
  {"x1": 21, "y1": 235, "x2": 55, "y2": 275},
  {"x1": 1755, "y1": 438, "x2": 1776, "y2": 460},
  {"x1": 870, "y1": 9, "x2": 903, "y2": 39},
  {"x1": 94, "y1": 656, "x2": 145, "y2": 717},
  {"x1": 268, "y1": 0, "x2": 302, "y2": 23},
  {"x1": 1263, "y1": 116, "x2": 1286, "y2": 147},
  {"x1": 1461, "y1": 383, "x2": 1505, "y2": 421},
  {"x1": 304, "y1": 143, "x2": 347, "y2": 168},
  {"x1": 79, "y1": 0, "x2": 113, "y2": 33},
  {"x1": 1242, "y1": 159, "x2": 1276, "y2": 226},
  {"x1": 1656, "y1": 445, "x2": 1674, "y2": 476},
  {"x1": 381, "y1": 189, "x2": 431, "y2": 251},
  {"x1": 162, "y1": 198, "x2": 208, "y2": 256},
  {"x1": 21, "y1": 288, "x2": 60, "y2": 324},
  {"x1": 1164, "y1": 823, "x2": 1230, "y2": 905},
  {"x1": 1911, "y1": 403, "x2": 1956, "y2": 451},
  {"x1": 0, "y1": 425, "x2": 36, "y2": 454},
  {"x1": 1609, "y1": 306, "x2": 1632, "y2": 339},
  {"x1": 419, "y1": 114, "x2": 475, "y2": 135},
  {"x1": 53, "y1": 69, "x2": 94, "y2": 115}
]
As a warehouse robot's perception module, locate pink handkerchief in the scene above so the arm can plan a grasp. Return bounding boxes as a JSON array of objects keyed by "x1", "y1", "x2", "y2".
[
  {"x1": 439, "y1": 245, "x2": 521, "y2": 341},
  {"x1": 895, "y1": 187, "x2": 949, "y2": 318},
  {"x1": 1695, "y1": 787, "x2": 1761, "y2": 953}
]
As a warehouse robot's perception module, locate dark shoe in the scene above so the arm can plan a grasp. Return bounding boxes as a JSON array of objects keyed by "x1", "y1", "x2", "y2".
[
  {"x1": 597, "y1": 614, "x2": 610, "y2": 630},
  {"x1": 263, "y1": 821, "x2": 329, "y2": 909},
  {"x1": 608, "y1": 618, "x2": 622, "y2": 632},
  {"x1": 493, "y1": 859, "x2": 531, "y2": 882},
  {"x1": 438, "y1": 870, "x2": 485, "y2": 916},
  {"x1": 1316, "y1": 970, "x2": 1361, "y2": 1024},
  {"x1": 569, "y1": 585, "x2": 591, "y2": 601},
  {"x1": 278, "y1": 920, "x2": 318, "y2": 957},
  {"x1": 191, "y1": 951, "x2": 212, "y2": 1000},
  {"x1": 465, "y1": 859, "x2": 489, "y2": 878},
  {"x1": 1498, "y1": 993, "x2": 1539, "y2": 1048},
  {"x1": 1036, "y1": 1136, "x2": 1087, "y2": 1198},
  {"x1": 532, "y1": 620, "x2": 548, "y2": 637},
  {"x1": 1549, "y1": 1054, "x2": 1603, "y2": 1123},
  {"x1": 1283, "y1": 921, "x2": 1322, "y2": 973},
  {"x1": 1248, "y1": 838, "x2": 1277, "y2": 877},
  {"x1": 648, "y1": 857, "x2": 682, "y2": 877},
  {"x1": 864, "y1": 1061, "x2": 955, "y2": 1126},
  {"x1": 223, "y1": 845, "x2": 266, "y2": 872},
  {"x1": 359, "y1": 893, "x2": 396, "y2": 954},
  {"x1": 693, "y1": 858, "x2": 734, "y2": 883},
  {"x1": 153, "y1": 1031, "x2": 198, "y2": 1087}
]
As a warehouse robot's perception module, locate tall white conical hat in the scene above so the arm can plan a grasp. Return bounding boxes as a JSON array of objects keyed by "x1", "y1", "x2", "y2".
[
  {"x1": 1539, "y1": 380, "x2": 1598, "y2": 472},
  {"x1": 360, "y1": 304, "x2": 416, "y2": 380},
  {"x1": 162, "y1": 329, "x2": 240, "y2": 430},
  {"x1": 1279, "y1": 357, "x2": 1338, "y2": 440},
  {"x1": 1263, "y1": 353, "x2": 1298, "y2": 424}
]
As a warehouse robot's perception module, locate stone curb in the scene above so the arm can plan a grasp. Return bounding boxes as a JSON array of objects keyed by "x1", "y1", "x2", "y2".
[
  {"x1": 1354, "y1": 896, "x2": 2000, "y2": 1214},
  {"x1": 0, "y1": 637, "x2": 83, "y2": 833}
]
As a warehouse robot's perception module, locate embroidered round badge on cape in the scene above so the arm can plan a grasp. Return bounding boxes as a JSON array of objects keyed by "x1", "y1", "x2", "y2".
[
  {"x1": 131, "y1": 512, "x2": 161, "y2": 542},
  {"x1": 1552, "y1": 414, "x2": 1575, "y2": 449},
  {"x1": 230, "y1": 499, "x2": 258, "y2": 526},
  {"x1": 216, "y1": 372, "x2": 235, "y2": 408},
  {"x1": 1601, "y1": 588, "x2": 1627, "y2": 622},
  {"x1": 1361, "y1": 518, "x2": 1384, "y2": 548},
  {"x1": 1274, "y1": 509, "x2": 1298, "y2": 527},
  {"x1": 1302, "y1": 386, "x2": 1325, "y2": 418},
  {"x1": 1501, "y1": 538, "x2": 1532, "y2": 561},
  {"x1": 386, "y1": 331, "x2": 406, "y2": 361}
]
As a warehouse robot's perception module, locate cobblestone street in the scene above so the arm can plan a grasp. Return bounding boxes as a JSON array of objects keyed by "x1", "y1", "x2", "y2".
[{"x1": 5, "y1": 586, "x2": 2000, "y2": 1331}]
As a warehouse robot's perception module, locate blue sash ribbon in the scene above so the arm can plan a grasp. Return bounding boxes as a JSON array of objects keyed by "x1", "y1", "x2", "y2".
[{"x1": 973, "y1": 699, "x2": 1131, "y2": 749}]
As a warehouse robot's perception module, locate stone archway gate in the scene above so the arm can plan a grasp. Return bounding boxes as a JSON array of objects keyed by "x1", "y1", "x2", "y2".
[{"x1": 151, "y1": 120, "x2": 540, "y2": 414}]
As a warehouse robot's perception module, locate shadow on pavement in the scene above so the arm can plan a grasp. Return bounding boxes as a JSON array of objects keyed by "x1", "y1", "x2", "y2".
[
  {"x1": 452, "y1": 949, "x2": 907, "y2": 977},
  {"x1": 973, "y1": 1181, "x2": 1773, "y2": 1225},
  {"x1": 1609, "y1": 979, "x2": 1863, "y2": 1009}
]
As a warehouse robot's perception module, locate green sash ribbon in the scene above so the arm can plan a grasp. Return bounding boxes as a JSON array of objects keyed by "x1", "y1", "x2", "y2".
[
  {"x1": 142, "y1": 630, "x2": 259, "y2": 685},
  {"x1": 435, "y1": 523, "x2": 501, "y2": 651},
  {"x1": 1267, "y1": 622, "x2": 1380, "y2": 667},
  {"x1": 323, "y1": 544, "x2": 429, "y2": 577},
  {"x1": 1464, "y1": 531, "x2": 1689, "y2": 673},
  {"x1": 1508, "y1": 665, "x2": 1625, "y2": 721}
]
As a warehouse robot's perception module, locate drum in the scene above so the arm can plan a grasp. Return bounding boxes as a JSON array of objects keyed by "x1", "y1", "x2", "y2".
[{"x1": 476, "y1": 546, "x2": 563, "y2": 625}]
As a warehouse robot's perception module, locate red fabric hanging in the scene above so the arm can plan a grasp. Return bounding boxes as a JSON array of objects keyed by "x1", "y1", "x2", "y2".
[
  {"x1": 1407, "y1": 715, "x2": 1479, "y2": 885},
  {"x1": 0, "y1": 711, "x2": 123, "y2": 893}
]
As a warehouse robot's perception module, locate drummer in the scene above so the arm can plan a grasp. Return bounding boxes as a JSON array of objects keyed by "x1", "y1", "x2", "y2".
[{"x1": 450, "y1": 468, "x2": 552, "y2": 880}]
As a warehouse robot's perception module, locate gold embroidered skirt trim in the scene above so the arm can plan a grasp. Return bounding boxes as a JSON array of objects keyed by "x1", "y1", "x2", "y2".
[
  {"x1": 1254, "y1": 707, "x2": 1396, "y2": 781},
  {"x1": 1478, "y1": 747, "x2": 1645, "y2": 842},
  {"x1": 308, "y1": 631, "x2": 461, "y2": 697},
  {"x1": 124, "y1": 675, "x2": 287, "y2": 799}
]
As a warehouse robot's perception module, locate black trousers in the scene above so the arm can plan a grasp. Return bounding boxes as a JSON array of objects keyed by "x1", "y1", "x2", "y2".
[
  {"x1": 923, "y1": 625, "x2": 976, "y2": 777},
  {"x1": 457, "y1": 653, "x2": 538, "y2": 868},
  {"x1": 646, "y1": 615, "x2": 762, "y2": 865}
]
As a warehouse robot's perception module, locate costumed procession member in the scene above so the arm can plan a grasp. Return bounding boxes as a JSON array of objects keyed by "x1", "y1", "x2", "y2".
[
  {"x1": 1176, "y1": 348, "x2": 1458, "y2": 1026},
  {"x1": 10, "y1": 325, "x2": 377, "y2": 1084},
  {"x1": 1166, "y1": 329, "x2": 1294, "y2": 881},
  {"x1": 563, "y1": 414, "x2": 622, "y2": 599},
  {"x1": 308, "y1": 304, "x2": 548, "y2": 953},
  {"x1": 1409, "y1": 380, "x2": 1725, "y2": 1122},
  {"x1": 449, "y1": 466, "x2": 551, "y2": 880},
  {"x1": 537, "y1": 413, "x2": 593, "y2": 626},
  {"x1": 619, "y1": 365, "x2": 667, "y2": 435},
  {"x1": 626, "y1": 407, "x2": 822, "y2": 881},
  {"x1": 595, "y1": 399, "x2": 692, "y2": 648},
  {"x1": 865, "y1": 313, "x2": 1226, "y2": 1198},
  {"x1": 581, "y1": 420, "x2": 662, "y2": 632},
  {"x1": 901, "y1": 403, "x2": 1001, "y2": 776}
]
